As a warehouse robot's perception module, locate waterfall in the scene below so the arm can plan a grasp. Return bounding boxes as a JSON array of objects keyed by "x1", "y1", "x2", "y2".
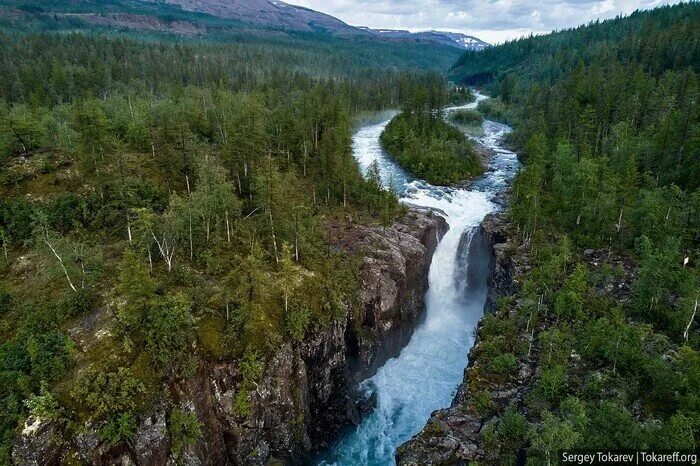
[{"x1": 317, "y1": 92, "x2": 520, "y2": 466}]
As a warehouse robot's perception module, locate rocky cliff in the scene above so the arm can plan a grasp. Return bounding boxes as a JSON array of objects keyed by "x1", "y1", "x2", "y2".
[
  {"x1": 12, "y1": 207, "x2": 447, "y2": 465},
  {"x1": 396, "y1": 212, "x2": 528, "y2": 465},
  {"x1": 396, "y1": 211, "x2": 644, "y2": 465}
]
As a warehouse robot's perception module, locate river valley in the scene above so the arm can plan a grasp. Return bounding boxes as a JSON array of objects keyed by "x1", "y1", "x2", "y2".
[{"x1": 317, "y1": 93, "x2": 521, "y2": 465}]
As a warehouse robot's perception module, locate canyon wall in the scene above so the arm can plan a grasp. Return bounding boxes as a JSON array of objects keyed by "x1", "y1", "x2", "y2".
[
  {"x1": 396, "y1": 212, "x2": 529, "y2": 465},
  {"x1": 13, "y1": 208, "x2": 448, "y2": 466}
]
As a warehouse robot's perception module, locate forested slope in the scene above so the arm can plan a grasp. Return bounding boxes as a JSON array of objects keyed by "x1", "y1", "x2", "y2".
[
  {"x1": 428, "y1": 2, "x2": 700, "y2": 461},
  {"x1": 0, "y1": 0, "x2": 464, "y2": 73},
  {"x1": 0, "y1": 21, "x2": 463, "y2": 462}
]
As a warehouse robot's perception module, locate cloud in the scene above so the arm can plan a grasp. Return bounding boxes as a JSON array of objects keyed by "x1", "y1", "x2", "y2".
[{"x1": 289, "y1": 0, "x2": 682, "y2": 43}]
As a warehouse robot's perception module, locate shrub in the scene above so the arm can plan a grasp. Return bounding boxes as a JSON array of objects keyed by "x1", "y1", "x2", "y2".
[
  {"x1": 169, "y1": 408, "x2": 202, "y2": 456},
  {"x1": 285, "y1": 305, "x2": 311, "y2": 341},
  {"x1": 25, "y1": 383, "x2": 61, "y2": 421},
  {"x1": 144, "y1": 292, "x2": 195, "y2": 375},
  {"x1": 99, "y1": 413, "x2": 136, "y2": 447},
  {"x1": 534, "y1": 364, "x2": 568, "y2": 403},
  {"x1": 0, "y1": 288, "x2": 11, "y2": 317},
  {"x1": 483, "y1": 405, "x2": 529, "y2": 462},
  {"x1": 72, "y1": 367, "x2": 146, "y2": 419},
  {"x1": 487, "y1": 353, "x2": 518, "y2": 375},
  {"x1": 476, "y1": 98, "x2": 515, "y2": 124}
]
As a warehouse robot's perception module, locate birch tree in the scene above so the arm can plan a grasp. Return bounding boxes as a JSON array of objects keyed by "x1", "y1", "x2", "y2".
[{"x1": 33, "y1": 215, "x2": 93, "y2": 292}]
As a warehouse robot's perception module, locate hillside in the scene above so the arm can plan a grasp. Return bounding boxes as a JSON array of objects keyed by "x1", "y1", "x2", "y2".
[
  {"x1": 368, "y1": 29, "x2": 489, "y2": 50},
  {"x1": 450, "y1": 2, "x2": 699, "y2": 85},
  {"x1": 155, "y1": 0, "x2": 359, "y2": 34},
  {"x1": 0, "y1": 0, "x2": 488, "y2": 54},
  {"x1": 401, "y1": 2, "x2": 700, "y2": 463},
  {"x1": 0, "y1": 0, "x2": 481, "y2": 459}
]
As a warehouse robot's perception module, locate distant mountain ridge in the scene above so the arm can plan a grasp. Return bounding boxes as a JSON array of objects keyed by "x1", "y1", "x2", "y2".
[
  {"x1": 0, "y1": 0, "x2": 488, "y2": 49},
  {"x1": 151, "y1": 0, "x2": 360, "y2": 34},
  {"x1": 150, "y1": 0, "x2": 489, "y2": 48},
  {"x1": 365, "y1": 28, "x2": 489, "y2": 50}
]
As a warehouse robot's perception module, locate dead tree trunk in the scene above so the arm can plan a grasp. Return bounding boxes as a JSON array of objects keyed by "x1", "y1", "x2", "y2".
[
  {"x1": 152, "y1": 231, "x2": 175, "y2": 272},
  {"x1": 684, "y1": 296, "x2": 698, "y2": 342},
  {"x1": 269, "y1": 208, "x2": 279, "y2": 264},
  {"x1": 43, "y1": 231, "x2": 77, "y2": 292}
]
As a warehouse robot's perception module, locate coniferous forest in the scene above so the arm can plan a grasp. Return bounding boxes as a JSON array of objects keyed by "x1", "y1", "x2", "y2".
[
  {"x1": 0, "y1": 0, "x2": 698, "y2": 463},
  {"x1": 379, "y1": 79, "x2": 484, "y2": 185},
  {"x1": 0, "y1": 7, "x2": 464, "y2": 459},
  {"x1": 446, "y1": 2, "x2": 700, "y2": 460}
]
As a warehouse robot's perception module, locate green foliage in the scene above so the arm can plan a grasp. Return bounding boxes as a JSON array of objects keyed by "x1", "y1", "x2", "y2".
[
  {"x1": 487, "y1": 353, "x2": 518, "y2": 375},
  {"x1": 553, "y1": 265, "x2": 588, "y2": 319},
  {"x1": 99, "y1": 412, "x2": 136, "y2": 447},
  {"x1": 448, "y1": 109, "x2": 483, "y2": 126},
  {"x1": 169, "y1": 408, "x2": 202, "y2": 457},
  {"x1": 72, "y1": 367, "x2": 146, "y2": 420},
  {"x1": 584, "y1": 401, "x2": 649, "y2": 450},
  {"x1": 476, "y1": 98, "x2": 514, "y2": 124},
  {"x1": 117, "y1": 249, "x2": 157, "y2": 327},
  {"x1": 0, "y1": 103, "x2": 50, "y2": 155},
  {"x1": 471, "y1": 389, "x2": 496, "y2": 417},
  {"x1": 530, "y1": 411, "x2": 581, "y2": 464},
  {"x1": 483, "y1": 405, "x2": 528, "y2": 463},
  {"x1": 0, "y1": 28, "x2": 461, "y2": 109},
  {"x1": 24, "y1": 382, "x2": 61, "y2": 421},
  {"x1": 0, "y1": 199, "x2": 36, "y2": 243},
  {"x1": 25, "y1": 332, "x2": 73, "y2": 384},
  {"x1": 373, "y1": 71, "x2": 484, "y2": 185},
  {"x1": 285, "y1": 305, "x2": 311, "y2": 342},
  {"x1": 633, "y1": 235, "x2": 696, "y2": 332},
  {"x1": 234, "y1": 389, "x2": 252, "y2": 418},
  {"x1": 454, "y1": 3, "x2": 700, "y2": 458},
  {"x1": 239, "y1": 350, "x2": 263, "y2": 382},
  {"x1": 539, "y1": 326, "x2": 573, "y2": 369},
  {"x1": 0, "y1": 288, "x2": 10, "y2": 317},
  {"x1": 381, "y1": 111, "x2": 483, "y2": 185},
  {"x1": 578, "y1": 311, "x2": 651, "y2": 374},
  {"x1": 653, "y1": 414, "x2": 695, "y2": 450},
  {"x1": 447, "y1": 87, "x2": 475, "y2": 105},
  {"x1": 234, "y1": 350, "x2": 263, "y2": 417},
  {"x1": 534, "y1": 364, "x2": 568, "y2": 404},
  {"x1": 144, "y1": 293, "x2": 195, "y2": 376}
]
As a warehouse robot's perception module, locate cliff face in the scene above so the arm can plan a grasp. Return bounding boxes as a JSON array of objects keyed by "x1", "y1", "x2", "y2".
[
  {"x1": 12, "y1": 208, "x2": 448, "y2": 466},
  {"x1": 396, "y1": 212, "x2": 528, "y2": 465}
]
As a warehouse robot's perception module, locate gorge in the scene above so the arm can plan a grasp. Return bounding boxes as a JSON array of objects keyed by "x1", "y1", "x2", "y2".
[
  {"x1": 3, "y1": 2, "x2": 697, "y2": 464},
  {"x1": 317, "y1": 92, "x2": 520, "y2": 464}
]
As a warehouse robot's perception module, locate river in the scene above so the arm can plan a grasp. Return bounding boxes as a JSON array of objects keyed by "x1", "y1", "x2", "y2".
[{"x1": 317, "y1": 92, "x2": 520, "y2": 465}]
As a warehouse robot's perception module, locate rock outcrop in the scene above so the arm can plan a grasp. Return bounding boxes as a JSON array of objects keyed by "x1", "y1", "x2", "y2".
[{"x1": 12, "y1": 207, "x2": 447, "y2": 465}]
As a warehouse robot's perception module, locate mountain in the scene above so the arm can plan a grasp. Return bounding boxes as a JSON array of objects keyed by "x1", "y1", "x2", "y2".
[
  {"x1": 366, "y1": 29, "x2": 489, "y2": 50},
  {"x1": 152, "y1": 0, "x2": 362, "y2": 34},
  {"x1": 0, "y1": 0, "x2": 488, "y2": 49},
  {"x1": 158, "y1": 0, "x2": 489, "y2": 48}
]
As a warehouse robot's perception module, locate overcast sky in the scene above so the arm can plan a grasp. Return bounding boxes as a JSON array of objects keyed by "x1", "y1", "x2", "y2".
[{"x1": 290, "y1": 0, "x2": 682, "y2": 44}]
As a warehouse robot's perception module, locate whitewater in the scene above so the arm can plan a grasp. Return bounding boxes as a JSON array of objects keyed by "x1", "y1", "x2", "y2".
[{"x1": 317, "y1": 92, "x2": 520, "y2": 465}]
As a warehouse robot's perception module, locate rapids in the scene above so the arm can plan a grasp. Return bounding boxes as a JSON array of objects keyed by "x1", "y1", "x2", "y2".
[{"x1": 318, "y1": 92, "x2": 520, "y2": 465}]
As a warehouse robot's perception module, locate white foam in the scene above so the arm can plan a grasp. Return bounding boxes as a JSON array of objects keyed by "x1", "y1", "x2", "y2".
[{"x1": 319, "y1": 91, "x2": 519, "y2": 465}]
